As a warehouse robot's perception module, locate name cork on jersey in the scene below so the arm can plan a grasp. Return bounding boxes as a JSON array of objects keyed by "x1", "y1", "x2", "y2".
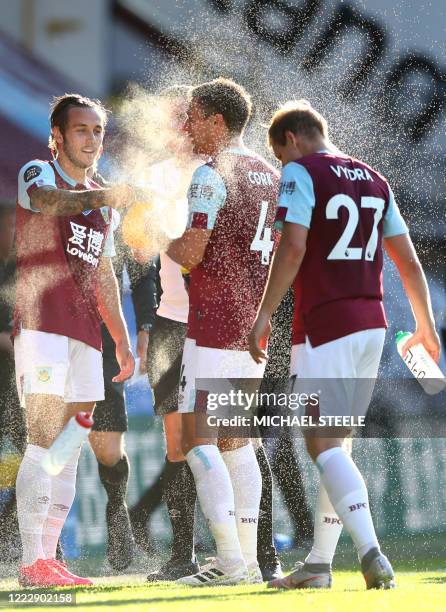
[{"x1": 187, "y1": 151, "x2": 280, "y2": 351}]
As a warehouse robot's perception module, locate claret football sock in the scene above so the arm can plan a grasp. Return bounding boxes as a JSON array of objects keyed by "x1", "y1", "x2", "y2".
[
  {"x1": 186, "y1": 445, "x2": 243, "y2": 567},
  {"x1": 42, "y1": 451, "x2": 79, "y2": 559},
  {"x1": 316, "y1": 447, "x2": 379, "y2": 561},
  {"x1": 16, "y1": 444, "x2": 52, "y2": 566},
  {"x1": 222, "y1": 443, "x2": 262, "y2": 566},
  {"x1": 305, "y1": 483, "x2": 343, "y2": 565}
]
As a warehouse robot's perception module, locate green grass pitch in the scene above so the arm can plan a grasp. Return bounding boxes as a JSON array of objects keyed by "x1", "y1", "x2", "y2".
[{"x1": 0, "y1": 570, "x2": 445, "y2": 611}]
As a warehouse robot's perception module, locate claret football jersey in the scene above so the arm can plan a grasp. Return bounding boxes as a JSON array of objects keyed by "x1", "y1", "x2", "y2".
[
  {"x1": 275, "y1": 150, "x2": 408, "y2": 347},
  {"x1": 186, "y1": 147, "x2": 280, "y2": 350},
  {"x1": 14, "y1": 159, "x2": 117, "y2": 350}
]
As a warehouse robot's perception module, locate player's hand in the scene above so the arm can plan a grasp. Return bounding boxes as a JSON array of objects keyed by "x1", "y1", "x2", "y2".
[
  {"x1": 131, "y1": 248, "x2": 153, "y2": 265},
  {"x1": 113, "y1": 342, "x2": 135, "y2": 382},
  {"x1": 107, "y1": 184, "x2": 136, "y2": 210},
  {"x1": 0, "y1": 332, "x2": 14, "y2": 356},
  {"x1": 137, "y1": 330, "x2": 149, "y2": 373},
  {"x1": 248, "y1": 312, "x2": 272, "y2": 364},
  {"x1": 401, "y1": 326, "x2": 441, "y2": 364}
]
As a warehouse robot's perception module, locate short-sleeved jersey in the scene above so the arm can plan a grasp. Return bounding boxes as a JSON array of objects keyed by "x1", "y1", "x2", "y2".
[
  {"x1": 275, "y1": 150, "x2": 408, "y2": 347},
  {"x1": 186, "y1": 148, "x2": 280, "y2": 350},
  {"x1": 14, "y1": 159, "x2": 114, "y2": 351}
]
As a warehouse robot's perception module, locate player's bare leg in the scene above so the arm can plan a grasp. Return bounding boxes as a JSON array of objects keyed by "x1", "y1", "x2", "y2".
[
  {"x1": 177, "y1": 414, "x2": 248, "y2": 586},
  {"x1": 89, "y1": 431, "x2": 124, "y2": 466},
  {"x1": 131, "y1": 412, "x2": 199, "y2": 581},
  {"x1": 16, "y1": 395, "x2": 94, "y2": 587},
  {"x1": 164, "y1": 412, "x2": 184, "y2": 459},
  {"x1": 89, "y1": 430, "x2": 134, "y2": 572}
]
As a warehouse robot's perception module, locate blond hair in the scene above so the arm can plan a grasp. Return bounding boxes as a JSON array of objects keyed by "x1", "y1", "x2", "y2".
[{"x1": 268, "y1": 99, "x2": 328, "y2": 146}]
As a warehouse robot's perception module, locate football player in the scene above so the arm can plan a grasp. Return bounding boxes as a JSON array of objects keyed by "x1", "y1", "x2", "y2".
[
  {"x1": 14, "y1": 94, "x2": 135, "y2": 587},
  {"x1": 249, "y1": 99, "x2": 440, "y2": 590},
  {"x1": 167, "y1": 78, "x2": 279, "y2": 585}
]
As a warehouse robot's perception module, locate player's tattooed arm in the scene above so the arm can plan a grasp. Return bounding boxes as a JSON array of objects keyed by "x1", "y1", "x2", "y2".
[{"x1": 30, "y1": 184, "x2": 135, "y2": 216}]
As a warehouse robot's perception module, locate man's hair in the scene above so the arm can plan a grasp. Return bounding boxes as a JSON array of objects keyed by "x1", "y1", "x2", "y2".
[
  {"x1": 191, "y1": 77, "x2": 252, "y2": 134},
  {"x1": 159, "y1": 84, "x2": 192, "y2": 100},
  {"x1": 49, "y1": 93, "x2": 108, "y2": 154},
  {"x1": 268, "y1": 99, "x2": 328, "y2": 146}
]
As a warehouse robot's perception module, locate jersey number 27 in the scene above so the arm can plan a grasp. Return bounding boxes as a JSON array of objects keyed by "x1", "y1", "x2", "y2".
[{"x1": 326, "y1": 194, "x2": 385, "y2": 261}]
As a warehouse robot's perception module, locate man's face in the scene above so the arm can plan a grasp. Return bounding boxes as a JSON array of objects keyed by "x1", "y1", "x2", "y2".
[
  {"x1": 165, "y1": 97, "x2": 193, "y2": 156},
  {"x1": 184, "y1": 99, "x2": 220, "y2": 156},
  {"x1": 56, "y1": 107, "x2": 105, "y2": 170},
  {"x1": 271, "y1": 133, "x2": 302, "y2": 166}
]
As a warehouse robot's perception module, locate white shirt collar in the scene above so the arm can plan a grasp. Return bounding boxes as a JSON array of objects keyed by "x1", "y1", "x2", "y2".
[{"x1": 52, "y1": 159, "x2": 82, "y2": 187}]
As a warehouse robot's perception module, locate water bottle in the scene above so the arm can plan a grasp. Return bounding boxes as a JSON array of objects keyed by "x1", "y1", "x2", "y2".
[
  {"x1": 41, "y1": 412, "x2": 94, "y2": 476},
  {"x1": 395, "y1": 331, "x2": 446, "y2": 395}
]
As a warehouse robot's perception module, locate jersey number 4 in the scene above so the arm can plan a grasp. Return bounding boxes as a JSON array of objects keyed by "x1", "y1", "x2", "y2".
[
  {"x1": 250, "y1": 200, "x2": 274, "y2": 265},
  {"x1": 326, "y1": 194, "x2": 385, "y2": 261}
]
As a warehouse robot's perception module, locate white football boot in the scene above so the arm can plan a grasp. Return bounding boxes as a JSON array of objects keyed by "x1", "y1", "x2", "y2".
[{"x1": 176, "y1": 557, "x2": 248, "y2": 587}]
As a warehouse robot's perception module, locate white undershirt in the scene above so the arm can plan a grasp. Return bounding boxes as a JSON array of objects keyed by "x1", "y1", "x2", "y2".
[{"x1": 142, "y1": 157, "x2": 200, "y2": 323}]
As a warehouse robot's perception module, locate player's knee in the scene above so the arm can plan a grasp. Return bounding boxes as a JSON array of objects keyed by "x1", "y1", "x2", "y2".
[
  {"x1": 28, "y1": 432, "x2": 52, "y2": 449},
  {"x1": 25, "y1": 396, "x2": 65, "y2": 448},
  {"x1": 166, "y1": 436, "x2": 185, "y2": 461},
  {"x1": 250, "y1": 437, "x2": 261, "y2": 451},
  {"x1": 28, "y1": 422, "x2": 64, "y2": 449},
  {"x1": 181, "y1": 432, "x2": 205, "y2": 457},
  {"x1": 218, "y1": 438, "x2": 249, "y2": 453},
  {"x1": 305, "y1": 437, "x2": 325, "y2": 462},
  {"x1": 181, "y1": 438, "x2": 193, "y2": 457},
  {"x1": 167, "y1": 448, "x2": 185, "y2": 462},
  {"x1": 94, "y1": 447, "x2": 122, "y2": 467},
  {"x1": 165, "y1": 428, "x2": 184, "y2": 461},
  {"x1": 305, "y1": 436, "x2": 344, "y2": 462}
]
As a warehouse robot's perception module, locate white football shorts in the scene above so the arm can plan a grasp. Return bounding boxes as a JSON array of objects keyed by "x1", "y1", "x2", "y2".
[
  {"x1": 290, "y1": 328, "x2": 386, "y2": 418},
  {"x1": 177, "y1": 337, "x2": 266, "y2": 414},
  {"x1": 14, "y1": 329, "x2": 104, "y2": 405}
]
